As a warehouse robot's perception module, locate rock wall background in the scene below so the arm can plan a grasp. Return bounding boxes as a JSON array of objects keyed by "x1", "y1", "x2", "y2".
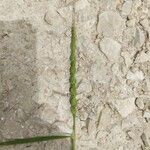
[{"x1": 0, "y1": 0, "x2": 150, "y2": 150}]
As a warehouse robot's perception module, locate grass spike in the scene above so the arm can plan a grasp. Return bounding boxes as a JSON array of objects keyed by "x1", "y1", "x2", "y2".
[{"x1": 70, "y1": 13, "x2": 77, "y2": 150}]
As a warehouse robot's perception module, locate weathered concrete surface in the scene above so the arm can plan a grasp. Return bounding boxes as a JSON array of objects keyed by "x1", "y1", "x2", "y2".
[
  {"x1": 0, "y1": 0, "x2": 150, "y2": 150},
  {"x1": 0, "y1": 138, "x2": 70, "y2": 150},
  {"x1": 0, "y1": 1, "x2": 72, "y2": 150},
  {"x1": 75, "y1": 0, "x2": 150, "y2": 150}
]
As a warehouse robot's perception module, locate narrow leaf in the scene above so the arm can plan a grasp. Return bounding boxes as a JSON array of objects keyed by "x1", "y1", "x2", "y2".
[{"x1": 0, "y1": 134, "x2": 71, "y2": 146}]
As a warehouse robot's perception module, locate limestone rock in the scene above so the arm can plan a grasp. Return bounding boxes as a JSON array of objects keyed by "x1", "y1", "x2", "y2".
[
  {"x1": 57, "y1": 6, "x2": 72, "y2": 24},
  {"x1": 121, "y1": 51, "x2": 133, "y2": 68},
  {"x1": 136, "y1": 51, "x2": 150, "y2": 63},
  {"x1": 112, "y1": 97, "x2": 136, "y2": 118},
  {"x1": 126, "y1": 18, "x2": 136, "y2": 27},
  {"x1": 98, "y1": 11, "x2": 125, "y2": 39},
  {"x1": 134, "y1": 27, "x2": 145, "y2": 48},
  {"x1": 121, "y1": 0, "x2": 133, "y2": 16},
  {"x1": 133, "y1": 0, "x2": 142, "y2": 9},
  {"x1": 143, "y1": 124, "x2": 150, "y2": 146},
  {"x1": 141, "y1": 124, "x2": 150, "y2": 150},
  {"x1": 143, "y1": 109, "x2": 150, "y2": 120},
  {"x1": 44, "y1": 7, "x2": 67, "y2": 34},
  {"x1": 65, "y1": 0, "x2": 75, "y2": 5},
  {"x1": 123, "y1": 26, "x2": 145, "y2": 48},
  {"x1": 77, "y1": 79, "x2": 92, "y2": 94},
  {"x1": 44, "y1": 8, "x2": 60, "y2": 25},
  {"x1": 140, "y1": 19, "x2": 150, "y2": 32},
  {"x1": 97, "y1": 125, "x2": 127, "y2": 149},
  {"x1": 75, "y1": 0, "x2": 90, "y2": 11},
  {"x1": 100, "y1": 38, "x2": 121, "y2": 61},
  {"x1": 118, "y1": 146, "x2": 124, "y2": 150},
  {"x1": 91, "y1": 62, "x2": 111, "y2": 83},
  {"x1": 135, "y1": 98, "x2": 145, "y2": 110},
  {"x1": 126, "y1": 70, "x2": 144, "y2": 81},
  {"x1": 122, "y1": 115, "x2": 141, "y2": 129},
  {"x1": 123, "y1": 27, "x2": 136, "y2": 45},
  {"x1": 100, "y1": 0, "x2": 121, "y2": 11}
]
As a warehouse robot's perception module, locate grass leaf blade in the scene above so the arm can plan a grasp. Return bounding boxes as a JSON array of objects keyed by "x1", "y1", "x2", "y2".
[{"x1": 0, "y1": 134, "x2": 71, "y2": 146}]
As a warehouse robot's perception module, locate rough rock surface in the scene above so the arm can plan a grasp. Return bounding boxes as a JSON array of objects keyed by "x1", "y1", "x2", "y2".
[{"x1": 0, "y1": 0, "x2": 150, "y2": 150}]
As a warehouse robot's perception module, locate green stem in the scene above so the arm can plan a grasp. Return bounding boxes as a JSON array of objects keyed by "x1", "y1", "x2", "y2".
[{"x1": 71, "y1": 115, "x2": 76, "y2": 150}]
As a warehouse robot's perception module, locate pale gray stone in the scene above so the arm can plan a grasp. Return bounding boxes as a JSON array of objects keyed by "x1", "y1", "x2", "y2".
[
  {"x1": 75, "y1": 0, "x2": 90, "y2": 11},
  {"x1": 44, "y1": 7, "x2": 68, "y2": 35},
  {"x1": 135, "y1": 98, "x2": 145, "y2": 110},
  {"x1": 121, "y1": 0, "x2": 133, "y2": 16},
  {"x1": 100, "y1": 38, "x2": 121, "y2": 62},
  {"x1": 112, "y1": 97, "x2": 136, "y2": 118},
  {"x1": 100, "y1": 0, "x2": 121, "y2": 11},
  {"x1": 136, "y1": 52, "x2": 150, "y2": 63},
  {"x1": 126, "y1": 18, "x2": 136, "y2": 27},
  {"x1": 126, "y1": 70, "x2": 144, "y2": 81},
  {"x1": 134, "y1": 27, "x2": 145, "y2": 48},
  {"x1": 143, "y1": 109, "x2": 150, "y2": 120},
  {"x1": 98, "y1": 11, "x2": 125, "y2": 40},
  {"x1": 91, "y1": 62, "x2": 112, "y2": 83},
  {"x1": 77, "y1": 79, "x2": 92, "y2": 94},
  {"x1": 121, "y1": 51, "x2": 133, "y2": 68},
  {"x1": 141, "y1": 124, "x2": 150, "y2": 147}
]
